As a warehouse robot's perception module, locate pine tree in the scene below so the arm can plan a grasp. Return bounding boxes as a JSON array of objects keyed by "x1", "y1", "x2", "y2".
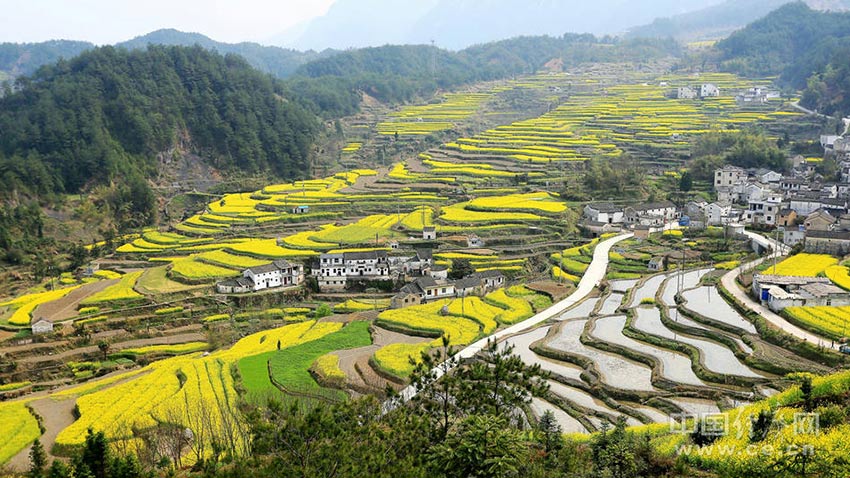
[{"x1": 28, "y1": 438, "x2": 47, "y2": 478}]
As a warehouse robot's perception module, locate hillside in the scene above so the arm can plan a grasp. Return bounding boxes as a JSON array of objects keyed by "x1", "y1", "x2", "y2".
[
  {"x1": 625, "y1": 0, "x2": 794, "y2": 41},
  {"x1": 289, "y1": 35, "x2": 681, "y2": 117},
  {"x1": 0, "y1": 45, "x2": 317, "y2": 201},
  {"x1": 716, "y1": 1, "x2": 850, "y2": 82},
  {"x1": 715, "y1": 2, "x2": 850, "y2": 114}
]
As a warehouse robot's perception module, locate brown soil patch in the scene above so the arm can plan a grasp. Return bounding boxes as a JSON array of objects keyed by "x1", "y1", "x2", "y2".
[
  {"x1": 526, "y1": 280, "x2": 574, "y2": 302},
  {"x1": 32, "y1": 279, "x2": 118, "y2": 323}
]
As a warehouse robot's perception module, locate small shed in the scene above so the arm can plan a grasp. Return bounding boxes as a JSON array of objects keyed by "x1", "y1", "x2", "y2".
[
  {"x1": 648, "y1": 256, "x2": 665, "y2": 272},
  {"x1": 633, "y1": 224, "x2": 652, "y2": 239},
  {"x1": 32, "y1": 318, "x2": 54, "y2": 334},
  {"x1": 725, "y1": 223, "x2": 745, "y2": 238},
  {"x1": 423, "y1": 226, "x2": 437, "y2": 240},
  {"x1": 291, "y1": 205, "x2": 310, "y2": 214}
]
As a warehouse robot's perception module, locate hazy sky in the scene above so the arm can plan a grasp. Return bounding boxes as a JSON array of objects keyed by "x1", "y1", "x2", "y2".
[{"x1": 0, "y1": 0, "x2": 336, "y2": 44}]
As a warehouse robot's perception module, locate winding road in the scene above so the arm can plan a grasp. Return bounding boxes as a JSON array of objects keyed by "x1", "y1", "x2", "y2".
[
  {"x1": 391, "y1": 232, "x2": 634, "y2": 405},
  {"x1": 721, "y1": 229, "x2": 837, "y2": 350}
]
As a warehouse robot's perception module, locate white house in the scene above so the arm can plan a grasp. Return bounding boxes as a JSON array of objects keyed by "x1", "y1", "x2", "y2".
[
  {"x1": 705, "y1": 202, "x2": 733, "y2": 225},
  {"x1": 782, "y1": 226, "x2": 806, "y2": 247},
  {"x1": 753, "y1": 169, "x2": 782, "y2": 184},
  {"x1": 316, "y1": 250, "x2": 390, "y2": 291},
  {"x1": 741, "y1": 182, "x2": 768, "y2": 203},
  {"x1": 714, "y1": 165, "x2": 747, "y2": 189},
  {"x1": 789, "y1": 196, "x2": 847, "y2": 217},
  {"x1": 699, "y1": 83, "x2": 720, "y2": 97},
  {"x1": 676, "y1": 86, "x2": 696, "y2": 99},
  {"x1": 31, "y1": 318, "x2": 54, "y2": 334},
  {"x1": 422, "y1": 226, "x2": 437, "y2": 240},
  {"x1": 743, "y1": 194, "x2": 782, "y2": 226},
  {"x1": 753, "y1": 274, "x2": 850, "y2": 312},
  {"x1": 624, "y1": 202, "x2": 678, "y2": 226},
  {"x1": 583, "y1": 203, "x2": 624, "y2": 224}
]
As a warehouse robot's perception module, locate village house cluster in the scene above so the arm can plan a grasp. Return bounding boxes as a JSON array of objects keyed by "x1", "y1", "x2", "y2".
[
  {"x1": 582, "y1": 132, "x2": 850, "y2": 257},
  {"x1": 215, "y1": 230, "x2": 505, "y2": 310}
]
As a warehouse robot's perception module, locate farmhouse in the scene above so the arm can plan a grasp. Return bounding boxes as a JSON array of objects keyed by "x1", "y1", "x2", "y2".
[
  {"x1": 583, "y1": 203, "x2": 623, "y2": 224},
  {"x1": 315, "y1": 250, "x2": 391, "y2": 291},
  {"x1": 804, "y1": 230, "x2": 850, "y2": 255},
  {"x1": 803, "y1": 209, "x2": 836, "y2": 231},
  {"x1": 752, "y1": 274, "x2": 850, "y2": 312},
  {"x1": 31, "y1": 318, "x2": 54, "y2": 335},
  {"x1": 705, "y1": 202, "x2": 734, "y2": 226},
  {"x1": 402, "y1": 249, "x2": 433, "y2": 276},
  {"x1": 676, "y1": 86, "x2": 696, "y2": 99},
  {"x1": 699, "y1": 83, "x2": 719, "y2": 97},
  {"x1": 217, "y1": 260, "x2": 305, "y2": 294},
  {"x1": 623, "y1": 201, "x2": 677, "y2": 226},
  {"x1": 390, "y1": 270, "x2": 505, "y2": 309},
  {"x1": 390, "y1": 276, "x2": 456, "y2": 308}
]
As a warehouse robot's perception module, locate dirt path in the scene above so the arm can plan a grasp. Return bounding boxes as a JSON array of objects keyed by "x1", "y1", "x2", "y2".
[
  {"x1": 335, "y1": 326, "x2": 428, "y2": 392},
  {"x1": 5, "y1": 367, "x2": 153, "y2": 471},
  {"x1": 7, "y1": 397, "x2": 77, "y2": 470},
  {"x1": 19, "y1": 332, "x2": 206, "y2": 364},
  {"x1": 1, "y1": 340, "x2": 69, "y2": 355},
  {"x1": 33, "y1": 279, "x2": 118, "y2": 323}
]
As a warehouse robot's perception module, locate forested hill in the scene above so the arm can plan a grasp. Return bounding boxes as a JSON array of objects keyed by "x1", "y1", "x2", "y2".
[
  {"x1": 0, "y1": 45, "x2": 318, "y2": 199},
  {"x1": 717, "y1": 2, "x2": 850, "y2": 84},
  {"x1": 715, "y1": 2, "x2": 850, "y2": 115},
  {"x1": 289, "y1": 35, "x2": 681, "y2": 118}
]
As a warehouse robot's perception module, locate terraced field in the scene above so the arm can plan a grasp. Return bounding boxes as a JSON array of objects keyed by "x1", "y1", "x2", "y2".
[
  {"x1": 506, "y1": 264, "x2": 821, "y2": 433},
  {"x1": 0, "y1": 67, "x2": 824, "y2": 467}
]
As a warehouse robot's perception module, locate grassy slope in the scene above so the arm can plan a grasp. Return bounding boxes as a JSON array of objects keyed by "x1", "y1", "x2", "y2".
[{"x1": 238, "y1": 321, "x2": 372, "y2": 400}]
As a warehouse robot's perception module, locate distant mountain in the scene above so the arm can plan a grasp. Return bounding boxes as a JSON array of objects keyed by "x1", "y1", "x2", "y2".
[
  {"x1": 117, "y1": 29, "x2": 331, "y2": 78},
  {"x1": 282, "y1": 0, "x2": 724, "y2": 51},
  {"x1": 626, "y1": 0, "x2": 850, "y2": 42},
  {"x1": 0, "y1": 40, "x2": 93, "y2": 77},
  {"x1": 0, "y1": 29, "x2": 334, "y2": 81}
]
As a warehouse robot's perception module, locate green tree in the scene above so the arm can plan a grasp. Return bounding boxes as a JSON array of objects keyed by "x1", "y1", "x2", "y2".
[
  {"x1": 453, "y1": 339, "x2": 548, "y2": 418},
  {"x1": 427, "y1": 415, "x2": 526, "y2": 478},
  {"x1": 406, "y1": 335, "x2": 459, "y2": 441},
  {"x1": 449, "y1": 258, "x2": 474, "y2": 280},
  {"x1": 679, "y1": 171, "x2": 693, "y2": 192},
  {"x1": 314, "y1": 303, "x2": 333, "y2": 318},
  {"x1": 535, "y1": 410, "x2": 563, "y2": 455},
  {"x1": 28, "y1": 439, "x2": 47, "y2": 478},
  {"x1": 80, "y1": 429, "x2": 109, "y2": 478},
  {"x1": 801, "y1": 375, "x2": 813, "y2": 412}
]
